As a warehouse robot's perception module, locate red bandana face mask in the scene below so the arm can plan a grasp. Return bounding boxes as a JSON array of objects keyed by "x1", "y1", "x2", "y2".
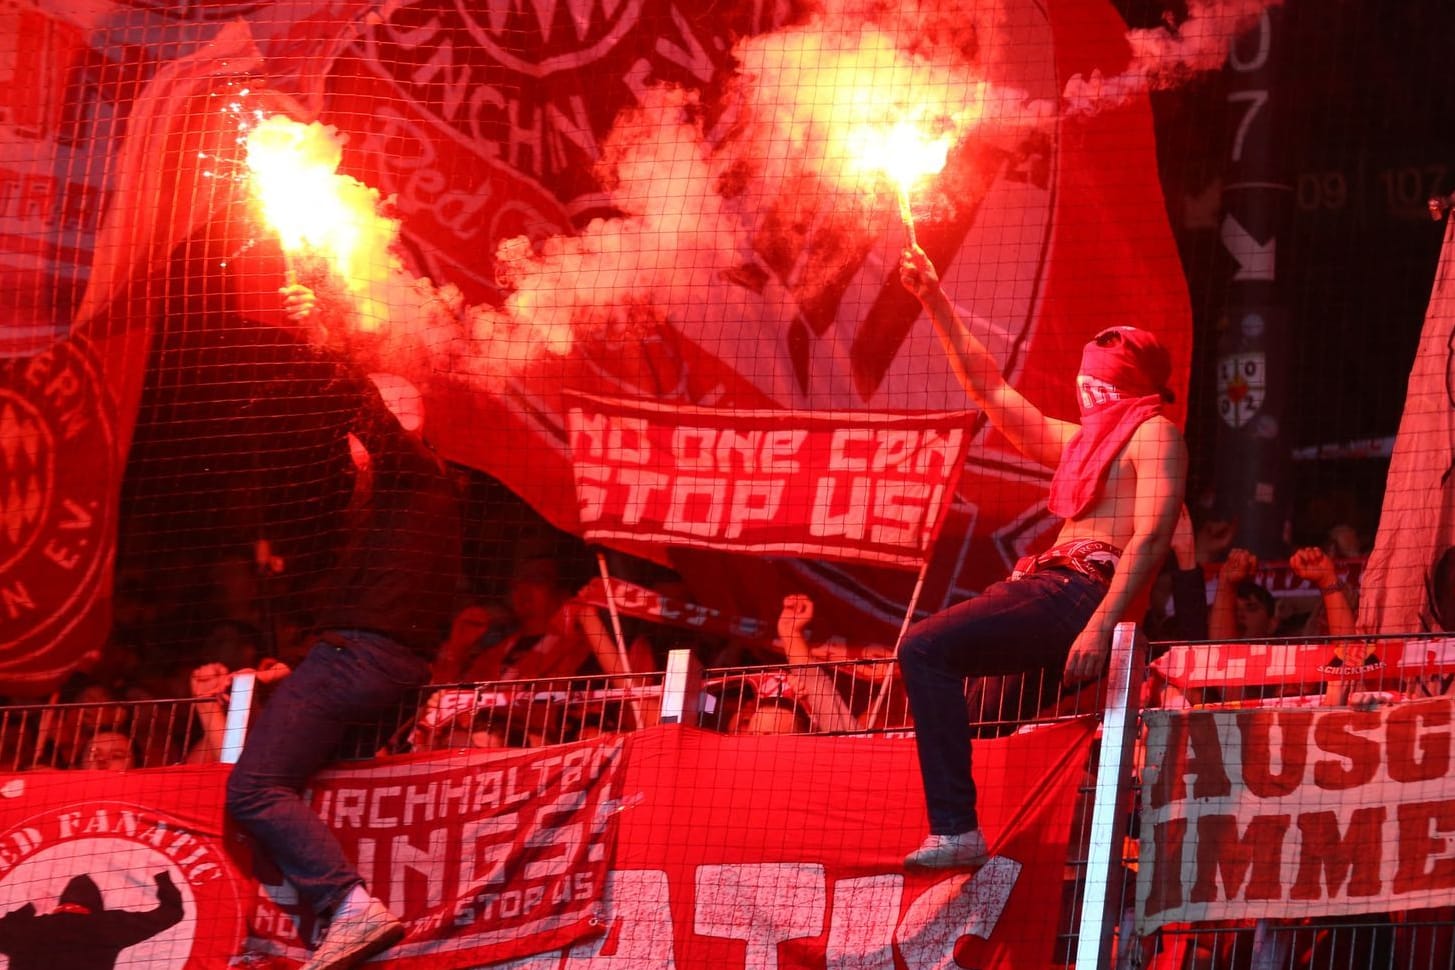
[
  {"x1": 1049, "y1": 327, "x2": 1171, "y2": 519},
  {"x1": 1074, "y1": 327, "x2": 1171, "y2": 415}
]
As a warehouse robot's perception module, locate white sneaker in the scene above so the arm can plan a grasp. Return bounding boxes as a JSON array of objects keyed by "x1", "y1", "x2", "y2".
[
  {"x1": 904, "y1": 830, "x2": 990, "y2": 868},
  {"x1": 301, "y1": 897, "x2": 405, "y2": 970}
]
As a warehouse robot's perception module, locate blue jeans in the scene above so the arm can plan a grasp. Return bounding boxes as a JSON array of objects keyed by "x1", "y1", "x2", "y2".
[
  {"x1": 898, "y1": 568, "x2": 1106, "y2": 835},
  {"x1": 226, "y1": 630, "x2": 430, "y2": 916}
]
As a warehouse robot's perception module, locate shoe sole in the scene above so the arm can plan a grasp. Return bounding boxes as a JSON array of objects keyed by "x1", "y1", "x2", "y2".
[
  {"x1": 904, "y1": 852, "x2": 990, "y2": 869},
  {"x1": 307, "y1": 923, "x2": 406, "y2": 970}
]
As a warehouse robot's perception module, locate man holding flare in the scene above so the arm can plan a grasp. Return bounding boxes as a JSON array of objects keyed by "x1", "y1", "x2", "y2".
[{"x1": 896, "y1": 244, "x2": 1186, "y2": 868}]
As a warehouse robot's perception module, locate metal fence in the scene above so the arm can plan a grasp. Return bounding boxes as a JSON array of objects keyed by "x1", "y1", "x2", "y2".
[{"x1": 4, "y1": 630, "x2": 1451, "y2": 969}]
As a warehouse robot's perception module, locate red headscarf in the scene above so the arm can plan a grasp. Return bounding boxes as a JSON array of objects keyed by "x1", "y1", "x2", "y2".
[{"x1": 1048, "y1": 327, "x2": 1171, "y2": 519}]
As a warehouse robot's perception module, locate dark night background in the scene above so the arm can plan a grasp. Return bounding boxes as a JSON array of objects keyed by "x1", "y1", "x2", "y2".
[{"x1": 1122, "y1": 0, "x2": 1455, "y2": 552}]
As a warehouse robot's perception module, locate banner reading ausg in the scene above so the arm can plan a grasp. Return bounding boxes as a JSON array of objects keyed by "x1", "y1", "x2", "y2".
[
  {"x1": 565, "y1": 392, "x2": 972, "y2": 567},
  {"x1": 1137, "y1": 698, "x2": 1455, "y2": 934}
]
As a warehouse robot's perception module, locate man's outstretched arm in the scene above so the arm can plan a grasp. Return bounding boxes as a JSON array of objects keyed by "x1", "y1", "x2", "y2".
[
  {"x1": 899, "y1": 246, "x2": 1078, "y2": 469},
  {"x1": 97, "y1": 871, "x2": 184, "y2": 948}
]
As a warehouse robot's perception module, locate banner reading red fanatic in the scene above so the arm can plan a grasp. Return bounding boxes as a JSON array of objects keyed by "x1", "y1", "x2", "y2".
[
  {"x1": 1137, "y1": 698, "x2": 1455, "y2": 934},
  {"x1": 567, "y1": 392, "x2": 971, "y2": 567},
  {"x1": 0, "y1": 765, "x2": 248, "y2": 969}
]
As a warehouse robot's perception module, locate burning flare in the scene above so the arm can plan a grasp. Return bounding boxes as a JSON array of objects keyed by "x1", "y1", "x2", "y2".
[
  {"x1": 244, "y1": 115, "x2": 398, "y2": 329},
  {"x1": 846, "y1": 120, "x2": 953, "y2": 246},
  {"x1": 735, "y1": 25, "x2": 978, "y2": 249}
]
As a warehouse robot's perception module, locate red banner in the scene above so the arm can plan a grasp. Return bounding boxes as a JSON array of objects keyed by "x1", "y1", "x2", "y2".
[
  {"x1": 0, "y1": 721, "x2": 1094, "y2": 969},
  {"x1": 1151, "y1": 636, "x2": 1455, "y2": 692},
  {"x1": 0, "y1": 765, "x2": 249, "y2": 969},
  {"x1": 1138, "y1": 699, "x2": 1455, "y2": 934},
  {"x1": 597, "y1": 719, "x2": 1097, "y2": 970},
  {"x1": 241, "y1": 738, "x2": 624, "y2": 967},
  {"x1": 575, "y1": 576, "x2": 775, "y2": 646},
  {"x1": 567, "y1": 393, "x2": 971, "y2": 567}
]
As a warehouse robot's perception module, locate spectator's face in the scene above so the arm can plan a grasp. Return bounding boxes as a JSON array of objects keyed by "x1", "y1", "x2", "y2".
[
  {"x1": 273, "y1": 620, "x2": 311, "y2": 668},
  {"x1": 212, "y1": 557, "x2": 259, "y2": 612},
  {"x1": 58, "y1": 686, "x2": 127, "y2": 741},
  {"x1": 510, "y1": 581, "x2": 562, "y2": 627},
  {"x1": 1326, "y1": 525, "x2": 1361, "y2": 558},
  {"x1": 1236, "y1": 595, "x2": 1275, "y2": 637},
  {"x1": 470, "y1": 726, "x2": 510, "y2": 749},
  {"x1": 112, "y1": 565, "x2": 158, "y2": 630},
  {"x1": 78, "y1": 732, "x2": 134, "y2": 771}
]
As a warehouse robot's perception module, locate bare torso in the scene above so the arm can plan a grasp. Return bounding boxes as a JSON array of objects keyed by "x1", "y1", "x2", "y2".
[{"x1": 1051, "y1": 414, "x2": 1182, "y2": 552}]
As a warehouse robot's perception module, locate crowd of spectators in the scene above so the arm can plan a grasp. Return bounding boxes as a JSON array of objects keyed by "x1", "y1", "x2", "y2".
[
  {"x1": 0, "y1": 481, "x2": 1408, "y2": 775},
  {"x1": 0, "y1": 509, "x2": 1412, "y2": 970}
]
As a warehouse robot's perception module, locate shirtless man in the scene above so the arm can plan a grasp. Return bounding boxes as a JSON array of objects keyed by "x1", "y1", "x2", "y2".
[{"x1": 896, "y1": 245, "x2": 1187, "y2": 868}]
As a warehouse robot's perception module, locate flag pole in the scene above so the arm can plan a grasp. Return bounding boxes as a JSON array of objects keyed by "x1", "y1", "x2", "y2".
[
  {"x1": 863, "y1": 422, "x2": 974, "y2": 730},
  {"x1": 863, "y1": 558, "x2": 932, "y2": 729},
  {"x1": 594, "y1": 550, "x2": 644, "y2": 728},
  {"x1": 594, "y1": 551, "x2": 635, "y2": 672}
]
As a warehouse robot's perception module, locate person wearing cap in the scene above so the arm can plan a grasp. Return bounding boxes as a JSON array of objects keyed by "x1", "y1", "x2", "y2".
[{"x1": 894, "y1": 245, "x2": 1187, "y2": 868}]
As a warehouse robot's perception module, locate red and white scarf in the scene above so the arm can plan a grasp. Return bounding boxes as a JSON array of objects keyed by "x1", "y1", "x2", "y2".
[{"x1": 1048, "y1": 327, "x2": 1171, "y2": 519}]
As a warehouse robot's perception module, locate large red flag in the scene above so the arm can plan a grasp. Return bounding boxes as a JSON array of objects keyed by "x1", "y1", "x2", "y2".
[
  {"x1": 360, "y1": 0, "x2": 1194, "y2": 640},
  {"x1": 1, "y1": 20, "x2": 286, "y2": 695},
  {"x1": 13, "y1": 0, "x2": 1196, "y2": 665}
]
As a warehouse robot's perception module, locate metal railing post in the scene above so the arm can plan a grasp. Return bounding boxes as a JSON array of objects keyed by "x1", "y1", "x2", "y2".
[
  {"x1": 219, "y1": 671, "x2": 256, "y2": 765},
  {"x1": 658, "y1": 648, "x2": 702, "y2": 726},
  {"x1": 1076, "y1": 621, "x2": 1147, "y2": 969}
]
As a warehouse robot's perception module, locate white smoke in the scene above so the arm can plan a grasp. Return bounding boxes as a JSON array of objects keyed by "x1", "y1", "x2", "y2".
[
  {"x1": 304, "y1": 0, "x2": 1283, "y2": 398},
  {"x1": 1064, "y1": 0, "x2": 1284, "y2": 115}
]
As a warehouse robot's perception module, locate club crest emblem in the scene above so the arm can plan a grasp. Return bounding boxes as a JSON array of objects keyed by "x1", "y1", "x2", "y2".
[{"x1": 1217, "y1": 351, "x2": 1266, "y2": 428}]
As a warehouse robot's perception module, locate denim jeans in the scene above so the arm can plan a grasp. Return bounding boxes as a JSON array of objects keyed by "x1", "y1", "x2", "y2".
[
  {"x1": 226, "y1": 630, "x2": 430, "y2": 915},
  {"x1": 898, "y1": 568, "x2": 1107, "y2": 835}
]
